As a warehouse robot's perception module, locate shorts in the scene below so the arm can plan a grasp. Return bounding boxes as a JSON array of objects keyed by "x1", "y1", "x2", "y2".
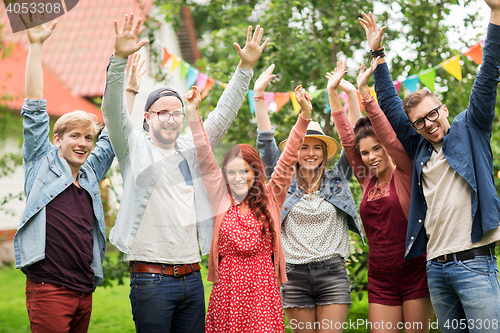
[
  {"x1": 281, "y1": 256, "x2": 352, "y2": 308},
  {"x1": 368, "y1": 255, "x2": 429, "y2": 306}
]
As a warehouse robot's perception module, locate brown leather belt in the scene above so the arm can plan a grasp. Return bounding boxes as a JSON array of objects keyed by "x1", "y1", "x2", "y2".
[{"x1": 130, "y1": 262, "x2": 201, "y2": 277}]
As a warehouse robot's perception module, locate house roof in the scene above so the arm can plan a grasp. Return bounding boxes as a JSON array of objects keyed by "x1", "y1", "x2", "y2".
[
  {"x1": 1, "y1": 0, "x2": 153, "y2": 98},
  {"x1": 0, "y1": 43, "x2": 103, "y2": 120}
]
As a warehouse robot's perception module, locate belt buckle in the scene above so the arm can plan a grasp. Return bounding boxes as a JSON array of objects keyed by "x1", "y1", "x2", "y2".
[
  {"x1": 173, "y1": 265, "x2": 180, "y2": 277},
  {"x1": 437, "y1": 254, "x2": 447, "y2": 263}
]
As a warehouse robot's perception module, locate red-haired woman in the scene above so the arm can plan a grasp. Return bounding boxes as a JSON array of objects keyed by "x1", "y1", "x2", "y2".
[
  {"x1": 185, "y1": 70, "x2": 311, "y2": 332},
  {"x1": 328, "y1": 60, "x2": 433, "y2": 333}
]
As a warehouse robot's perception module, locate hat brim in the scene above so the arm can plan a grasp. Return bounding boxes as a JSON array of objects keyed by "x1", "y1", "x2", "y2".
[{"x1": 279, "y1": 134, "x2": 340, "y2": 160}]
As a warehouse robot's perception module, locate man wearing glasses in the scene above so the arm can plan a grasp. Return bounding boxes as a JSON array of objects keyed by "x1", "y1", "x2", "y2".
[
  {"x1": 101, "y1": 13, "x2": 268, "y2": 332},
  {"x1": 361, "y1": 1, "x2": 500, "y2": 332}
]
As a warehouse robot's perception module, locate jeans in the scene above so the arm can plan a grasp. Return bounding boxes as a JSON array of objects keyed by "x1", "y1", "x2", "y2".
[
  {"x1": 129, "y1": 271, "x2": 205, "y2": 333},
  {"x1": 426, "y1": 254, "x2": 500, "y2": 333}
]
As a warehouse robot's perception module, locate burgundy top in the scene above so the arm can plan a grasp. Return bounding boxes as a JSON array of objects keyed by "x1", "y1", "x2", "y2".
[
  {"x1": 27, "y1": 183, "x2": 95, "y2": 293},
  {"x1": 331, "y1": 97, "x2": 413, "y2": 219}
]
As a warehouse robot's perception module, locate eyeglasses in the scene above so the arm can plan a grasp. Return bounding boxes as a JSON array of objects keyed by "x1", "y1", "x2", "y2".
[
  {"x1": 411, "y1": 105, "x2": 442, "y2": 130},
  {"x1": 149, "y1": 110, "x2": 186, "y2": 123}
]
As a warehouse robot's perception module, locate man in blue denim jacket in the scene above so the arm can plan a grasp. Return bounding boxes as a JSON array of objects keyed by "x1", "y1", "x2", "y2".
[
  {"x1": 14, "y1": 16, "x2": 115, "y2": 333},
  {"x1": 102, "y1": 14, "x2": 269, "y2": 332},
  {"x1": 360, "y1": 2, "x2": 500, "y2": 331}
]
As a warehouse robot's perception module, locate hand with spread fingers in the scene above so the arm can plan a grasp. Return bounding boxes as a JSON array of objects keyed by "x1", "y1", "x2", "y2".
[
  {"x1": 254, "y1": 64, "x2": 276, "y2": 96},
  {"x1": 358, "y1": 12, "x2": 386, "y2": 51},
  {"x1": 357, "y1": 57, "x2": 380, "y2": 100},
  {"x1": 114, "y1": 13, "x2": 149, "y2": 59},
  {"x1": 186, "y1": 86, "x2": 202, "y2": 120},
  {"x1": 295, "y1": 85, "x2": 312, "y2": 119},
  {"x1": 20, "y1": 12, "x2": 57, "y2": 45},
  {"x1": 125, "y1": 53, "x2": 147, "y2": 115},
  {"x1": 234, "y1": 25, "x2": 270, "y2": 70},
  {"x1": 326, "y1": 60, "x2": 347, "y2": 92}
]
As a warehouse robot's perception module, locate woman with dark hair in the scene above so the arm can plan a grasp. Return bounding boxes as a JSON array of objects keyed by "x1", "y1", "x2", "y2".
[
  {"x1": 256, "y1": 66, "x2": 365, "y2": 332},
  {"x1": 185, "y1": 67, "x2": 311, "y2": 332},
  {"x1": 328, "y1": 60, "x2": 433, "y2": 333}
]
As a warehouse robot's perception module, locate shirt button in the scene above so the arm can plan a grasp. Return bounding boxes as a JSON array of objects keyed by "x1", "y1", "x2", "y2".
[
  {"x1": 337, "y1": 184, "x2": 341, "y2": 188},
  {"x1": 37, "y1": 206, "x2": 39, "y2": 209},
  {"x1": 65, "y1": 183, "x2": 67, "y2": 186},
  {"x1": 50, "y1": 195, "x2": 53, "y2": 198},
  {"x1": 284, "y1": 207, "x2": 288, "y2": 210},
  {"x1": 418, "y1": 219, "x2": 422, "y2": 223},
  {"x1": 421, "y1": 162, "x2": 423, "y2": 165},
  {"x1": 411, "y1": 236, "x2": 415, "y2": 240},
  {"x1": 144, "y1": 194, "x2": 147, "y2": 197},
  {"x1": 418, "y1": 183, "x2": 420, "y2": 186},
  {"x1": 295, "y1": 193, "x2": 299, "y2": 197}
]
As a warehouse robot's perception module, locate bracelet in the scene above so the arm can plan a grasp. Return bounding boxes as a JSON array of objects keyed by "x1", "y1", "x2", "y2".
[
  {"x1": 361, "y1": 89, "x2": 372, "y2": 101},
  {"x1": 126, "y1": 88, "x2": 139, "y2": 95},
  {"x1": 253, "y1": 95, "x2": 266, "y2": 101},
  {"x1": 370, "y1": 48, "x2": 385, "y2": 58}
]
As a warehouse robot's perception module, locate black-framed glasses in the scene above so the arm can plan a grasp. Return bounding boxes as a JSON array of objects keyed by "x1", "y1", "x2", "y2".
[
  {"x1": 411, "y1": 105, "x2": 442, "y2": 130},
  {"x1": 149, "y1": 110, "x2": 186, "y2": 123}
]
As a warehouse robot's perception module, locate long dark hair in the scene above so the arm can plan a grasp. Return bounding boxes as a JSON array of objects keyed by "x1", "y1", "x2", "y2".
[
  {"x1": 222, "y1": 144, "x2": 275, "y2": 236},
  {"x1": 354, "y1": 117, "x2": 377, "y2": 151}
]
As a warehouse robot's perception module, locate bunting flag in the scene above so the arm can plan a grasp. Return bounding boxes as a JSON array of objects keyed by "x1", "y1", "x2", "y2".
[
  {"x1": 464, "y1": 43, "x2": 482, "y2": 65},
  {"x1": 201, "y1": 78, "x2": 215, "y2": 99},
  {"x1": 309, "y1": 89, "x2": 324, "y2": 100},
  {"x1": 394, "y1": 81, "x2": 402, "y2": 92},
  {"x1": 403, "y1": 74, "x2": 420, "y2": 93},
  {"x1": 170, "y1": 56, "x2": 181, "y2": 73},
  {"x1": 162, "y1": 49, "x2": 172, "y2": 68},
  {"x1": 196, "y1": 73, "x2": 209, "y2": 92},
  {"x1": 274, "y1": 92, "x2": 291, "y2": 112},
  {"x1": 339, "y1": 91, "x2": 348, "y2": 112},
  {"x1": 324, "y1": 92, "x2": 331, "y2": 113},
  {"x1": 418, "y1": 68, "x2": 436, "y2": 92},
  {"x1": 179, "y1": 61, "x2": 190, "y2": 80},
  {"x1": 264, "y1": 92, "x2": 275, "y2": 110},
  {"x1": 440, "y1": 55, "x2": 462, "y2": 81},
  {"x1": 248, "y1": 90, "x2": 255, "y2": 114},
  {"x1": 356, "y1": 91, "x2": 363, "y2": 112},
  {"x1": 368, "y1": 86, "x2": 378, "y2": 102},
  {"x1": 290, "y1": 92, "x2": 301, "y2": 114},
  {"x1": 186, "y1": 67, "x2": 199, "y2": 90}
]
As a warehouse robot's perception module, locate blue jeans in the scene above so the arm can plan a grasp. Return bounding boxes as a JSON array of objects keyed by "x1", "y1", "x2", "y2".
[
  {"x1": 426, "y1": 254, "x2": 500, "y2": 333},
  {"x1": 129, "y1": 271, "x2": 205, "y2": 333}
]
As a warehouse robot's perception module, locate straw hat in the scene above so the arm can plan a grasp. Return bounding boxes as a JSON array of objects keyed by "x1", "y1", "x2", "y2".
[{"x1": 279, "y1": 121, "x2": 340, "y2": 160}]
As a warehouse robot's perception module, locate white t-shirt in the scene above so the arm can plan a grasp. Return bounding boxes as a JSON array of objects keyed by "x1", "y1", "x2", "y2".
[{"x1": 125, "y1": 148, "x2": 200, "y2": 264}]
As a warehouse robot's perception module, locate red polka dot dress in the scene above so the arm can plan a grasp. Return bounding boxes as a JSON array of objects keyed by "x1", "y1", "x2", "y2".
[{"x1": 205, "y1": 205, "x2": 285, "y2": 333}]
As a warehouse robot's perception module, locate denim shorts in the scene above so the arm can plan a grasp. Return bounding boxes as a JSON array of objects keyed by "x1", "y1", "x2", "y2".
[{"x1": 281, "y1": 256, "x2": 351, "y2": 308}]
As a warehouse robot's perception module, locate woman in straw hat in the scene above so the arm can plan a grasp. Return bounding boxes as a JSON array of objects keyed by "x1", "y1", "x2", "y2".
[
  {"x1": 256, "y1": 65, "x2": 364, "y2": 332},
  {"x1": 328, "y1": 59, "x2": 433, "y2": 333}
]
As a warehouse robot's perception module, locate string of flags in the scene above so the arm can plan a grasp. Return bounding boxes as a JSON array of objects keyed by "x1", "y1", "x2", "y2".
[{"x1": 161, "y1": 41, "x2": 483, "y2": 114}]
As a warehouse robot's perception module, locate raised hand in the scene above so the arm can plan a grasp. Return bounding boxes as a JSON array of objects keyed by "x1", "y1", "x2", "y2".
[
  {"x1": 114, "y1": 13, "x2": 149, "y2": 59},
  {"x1": 186, "y1": 86, "x2": 202, "y2": 120},
  {"x1": 295, "y1": 85, "x2": 312, "y2": 119},
  {"x1": 254, "y1": 64, "x2": 276, "y2": 95},
  {"x1": 234, "y1": 25, "x2": 269, "y2": 70},
  {"x1": 326, "y1": 60, "x2": 347, "y2": 92},
  {"x1": 128, "y1": 53, "x2": 147, "y2": 92},
  {"x1": 20, "y1": 12, "x2": 57, "y2": 44},
  {"x1": 357, "y1": 57, "x2": 380, "y2": 98},
  {"x1": 358, "y1": 12, "x2": 386, "y2": 51}
]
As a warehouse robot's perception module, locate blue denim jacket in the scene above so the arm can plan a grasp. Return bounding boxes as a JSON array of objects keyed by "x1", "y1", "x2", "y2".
[
  {"x1": 373, "y1": 23, "x2": 500, "y2": 260},
  {"x1": 14, "y1": 99, "x2": 115, "y2": 288},
  {"x1": 256, "y1": 128, "x2": 364, "y2": 240},
  {"x1": 102, "y1": 57, "x2": 253, "y2": 256}
]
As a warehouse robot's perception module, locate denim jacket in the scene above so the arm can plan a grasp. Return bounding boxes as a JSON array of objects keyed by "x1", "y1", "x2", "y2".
[
  {"x1": 373, "y1": 23, "x2": 500, "y2": 260},
  {"x1": 256, "y1": 128, "x2": 364, "y2": 240},
  {"x1": 102, "y1": 57, "x2": 252, "y2": 256},
  {"x1": 14, "y1": 99, "x2": 115, "y2": 288}
]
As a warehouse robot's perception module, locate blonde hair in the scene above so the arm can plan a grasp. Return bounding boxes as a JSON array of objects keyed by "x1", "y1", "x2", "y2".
[
  {"x1": 295, "y1": 141, "x2": 328, "y2": 194},
  {"x1": 53, "y1": 110, "x2": 102, "y2": 138}
]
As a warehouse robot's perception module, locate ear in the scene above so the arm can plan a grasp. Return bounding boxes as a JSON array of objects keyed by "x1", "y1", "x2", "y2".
[
  {"x1": 442, "y1": 104, "x2": 449, "y2": 117},
  {"x1": 144, "y1": 112, "x2": 151, "y2": 124},
  {"x1": 53, "y1": 133, "x2": 61, "y2": 148}
]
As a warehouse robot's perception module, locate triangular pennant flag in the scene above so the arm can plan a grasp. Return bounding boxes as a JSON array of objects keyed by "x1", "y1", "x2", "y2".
[
  {"x1": 196, "y1": 73, "x2": 209, "y2": 92},
  {"x1": 339, "y1": 91, "x2": 348, "y2": 112},
  {"x1": 170, "y1": 56, "x2": 181, "y2": 73},
  {"x1": 162, "y1": 48, "x2": 172, "y2": 68},
  {"x1": 186, "y1": 67, "x2": 199, "y2": 90},
  {"x1": 464, "y1": 43, "x2": 482, "y2": 65},
  {"x1": 368, "y1": 86, "x2": 378, "y2": 102},
  {"x1": 403, "y1": 74, "x2": 420, "y2": 93},
  {"x1": 309, "y1": 89, "x2": 324, "y2": 100},
  {"x1": 179, "y1": 61, "x2": 190, "y2": 80},
  {"x1": 201, "y1": 78, "x2": 215, "y2": 99},
  {"x1": 274, "y1": 92, "x2": 290, "y2": 112},
  {"x1": 356, "y1": 91, "x2": 363, "y2": 113},
  {"x1": 248, "y1": 90, "x2": 256, "y2": 114},
  {"x1": 324, "y1": 92, "x2": 331, "y2": 113},
  {"x1": 418, "y1": 68, "x2": 436, "y2": 92},
  {"x1": 290, "y1": 92, "x2": 301, "y2": 114},
  {"x1": 264, "y1": 92, "x2": 275, "y2": 110},
  {"x1": 394, "y1": 81, "x2": 402, "y2": 92},
  {"x1": 440, "y1": 55, "x2": 462, "y2": 81}
]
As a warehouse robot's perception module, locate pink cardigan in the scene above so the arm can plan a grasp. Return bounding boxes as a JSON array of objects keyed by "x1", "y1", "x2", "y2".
[
  {"x1": 331, "y1": 97, "x2": 413, "y2": 219},
  {"x1": 188, "y1": 115, "x2": 310, "y2": 286}
]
